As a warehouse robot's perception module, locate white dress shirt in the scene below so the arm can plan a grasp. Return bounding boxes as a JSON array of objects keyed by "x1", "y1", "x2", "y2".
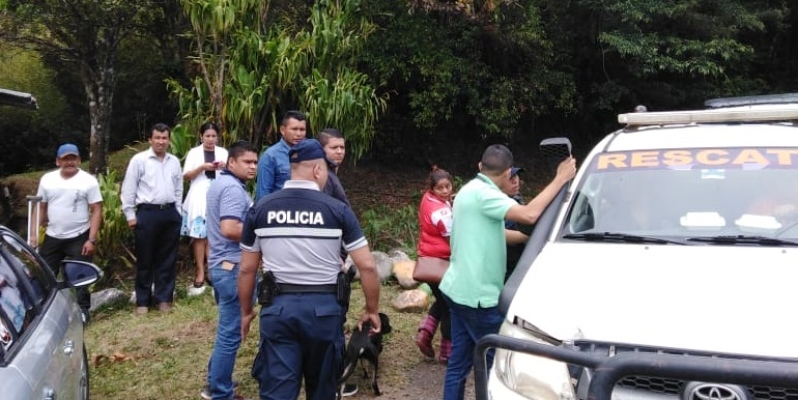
[{"x1": 121, "y1": 148, "x2": 183, "y2": 220}]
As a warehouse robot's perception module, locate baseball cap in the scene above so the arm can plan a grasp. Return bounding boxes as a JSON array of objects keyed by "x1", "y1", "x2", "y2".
[
  {"x1": 57, "y1": 143, "x2": 80, "y2": 158},
  {"x1": 289, "y1": 139, "x2": 325, "y2": 163},
  {"x1": 510, "y1": 167, "x2": 525, "y2": 178}
]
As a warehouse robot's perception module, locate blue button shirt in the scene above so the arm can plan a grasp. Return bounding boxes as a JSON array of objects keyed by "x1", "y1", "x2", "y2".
[{"x1": 255, "y1": 139, "x2": 291, "y2": 202}]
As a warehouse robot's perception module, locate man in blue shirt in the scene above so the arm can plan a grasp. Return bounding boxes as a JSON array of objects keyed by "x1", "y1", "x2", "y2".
[
  {"x1": 203, "y1": 141, "x2": 258, "y2": 400},
  {"x1": 254, "y1": 111, "x2": 307, "y2": 202}
]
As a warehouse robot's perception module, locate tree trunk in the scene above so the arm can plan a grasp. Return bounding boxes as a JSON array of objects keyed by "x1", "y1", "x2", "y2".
[{"x1": 84, "y1": 66, "x2": 115, "y2": 175}]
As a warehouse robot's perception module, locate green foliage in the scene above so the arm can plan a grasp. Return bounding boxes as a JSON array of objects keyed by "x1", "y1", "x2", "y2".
[
  {"x1": 168, "y1": 0, "x2": 385, "y2": 159},
  {"x1": 361, "y1": 0, "x2": 575, "y2": 148},
  {"x1": 361, "y1": 203, "x2": 419, "y2": 254},
  {"x1": 298, "y1": 0, "x2": 387, "y2": 160},
  {"x1": 0, "y1": 43, "x2": 74, "y2": 176},
  {"x1": 586, "y1": 0, "x2": 776, "y2": 80},
  {"x1": 94, "y1": 170, "x2": 134, "y2": 278},
  {"x1": 169, "y1": 124, "x2": 200, "y2": 161},
  {"x1": 4, "y1": 0, "x2": 161, "y2": 173}
]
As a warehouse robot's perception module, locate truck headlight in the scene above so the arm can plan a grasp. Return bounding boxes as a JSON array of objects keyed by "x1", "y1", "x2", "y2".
[{"x1": 492, "y1": 319, "x2": 576, "y2": 400}]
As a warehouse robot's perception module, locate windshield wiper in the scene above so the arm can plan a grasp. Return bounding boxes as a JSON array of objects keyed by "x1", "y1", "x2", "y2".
[
  {"x1": 562, "y1": 232, "x2": 687, "y2": 245},
  {"x1": 687, "y1": 235, "x2": 798, "y2": 246}
]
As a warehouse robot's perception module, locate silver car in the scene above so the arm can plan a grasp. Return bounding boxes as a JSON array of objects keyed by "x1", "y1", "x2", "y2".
[{"x1": 0, "y1": 225, "x2": 102, "y2": 400}]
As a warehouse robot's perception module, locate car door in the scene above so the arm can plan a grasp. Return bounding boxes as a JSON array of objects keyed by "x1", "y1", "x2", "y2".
[{"x1": 0, "y1": 230, "x2": 85, "y2": 400}]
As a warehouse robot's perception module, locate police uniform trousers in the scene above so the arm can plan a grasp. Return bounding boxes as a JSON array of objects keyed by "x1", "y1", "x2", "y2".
[{"x1": 253, "y1": 292, "x2": 344, "y2": 400}]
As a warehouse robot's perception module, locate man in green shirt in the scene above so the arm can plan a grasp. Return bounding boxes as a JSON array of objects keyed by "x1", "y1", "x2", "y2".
[{"x1": 439, "y1": 144, "x2": 576, "y2": 400}]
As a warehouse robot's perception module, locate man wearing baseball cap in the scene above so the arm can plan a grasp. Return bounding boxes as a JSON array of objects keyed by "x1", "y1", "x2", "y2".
[
  {"x1": 35, "y1": 143, "x2": 103, "y2": 324},
  {"x1": 504, "y1": 167, "x2": 533, "y2": 281},
  {"x1": 238, "y1": 138, "x2": 382, "y2": 399}
]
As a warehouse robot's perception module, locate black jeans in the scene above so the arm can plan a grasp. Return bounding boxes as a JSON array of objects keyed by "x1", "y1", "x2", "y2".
[
  {"x1": 428, "y1": 283, "x2": 451, "y2": 339},
  {"x1": 134, "y1": 206, "x2": 181, "y2": 306},
  {"x1": 38, "y1": 230, "x2": 91, "y2": 311}
]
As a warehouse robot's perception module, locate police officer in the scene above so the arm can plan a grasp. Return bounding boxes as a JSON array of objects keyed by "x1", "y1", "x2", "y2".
[{"x1": 238, "y1": 138, "x2": 381, "y2": 400}]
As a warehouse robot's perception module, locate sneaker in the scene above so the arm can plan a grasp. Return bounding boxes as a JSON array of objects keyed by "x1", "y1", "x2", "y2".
[
  {"x1": 80, "y1": 309, "x2": 90, "y2": 325},
  {"x1": 341, "y1": 383, "x2": 358, "y2": 397},
  {"x1": 202, "y1": 390, "x2": 250, "y2": 400},
  {"x1": 134, "y1": 306, "x2": 148, "y2": 315},
  {"x1": 157, "y1": 302, "x2": 173, "y2": 313},
  {"x1": 188, "y1": 284, "x2": 207, "y2": 297},
  {"x1": 201, "y1": 381, "x2": 241, "y2": 399}
]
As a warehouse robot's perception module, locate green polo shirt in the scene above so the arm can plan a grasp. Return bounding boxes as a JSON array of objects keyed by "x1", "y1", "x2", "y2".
[{"x1": 440, "y1": 173, "x2": 517, "y2": 308}]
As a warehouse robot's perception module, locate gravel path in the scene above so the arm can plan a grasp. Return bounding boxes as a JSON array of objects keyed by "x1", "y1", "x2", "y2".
[{"x1": 345, "y1": 357, "x2": 477, "y2": 400}]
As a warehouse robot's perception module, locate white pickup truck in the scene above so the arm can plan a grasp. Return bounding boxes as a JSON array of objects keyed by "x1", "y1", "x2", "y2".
[{"x1": 479, "y1": 93, "x2": 798, "y2": 400}]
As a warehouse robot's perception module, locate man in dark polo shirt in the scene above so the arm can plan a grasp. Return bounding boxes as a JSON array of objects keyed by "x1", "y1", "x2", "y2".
[{"x1": 238, "y1": 139, "x2": 382, "y2": 400}]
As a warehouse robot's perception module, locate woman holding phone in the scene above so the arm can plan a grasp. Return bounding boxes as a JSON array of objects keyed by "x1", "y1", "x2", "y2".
[{"x1": 181, "y1": 122, "x2": 228, "y2": 296}]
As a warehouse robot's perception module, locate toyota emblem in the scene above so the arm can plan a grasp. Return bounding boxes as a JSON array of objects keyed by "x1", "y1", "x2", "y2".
[{"x1": 684, "y1": 382, "x2": 748, "y2": 400}]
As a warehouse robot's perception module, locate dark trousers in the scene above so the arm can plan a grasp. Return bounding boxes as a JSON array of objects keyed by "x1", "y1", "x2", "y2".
[
  {"x1": 134, "y1": 207, "x2": 181, "y2": 306},
  {"x1": 428, "y1": 283, "x2": 451, "y2": 339},
  {"x1": 38, "y1": 230, "x2": 91, "y2": 311},
  {"x1": 253, "y1": 293, "x2": 344, "y2": 400}
]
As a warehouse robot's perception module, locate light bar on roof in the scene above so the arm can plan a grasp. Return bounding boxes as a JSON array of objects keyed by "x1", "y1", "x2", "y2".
[{"x1": 618, "y1": 107, "x2": 798, "y2": 127}]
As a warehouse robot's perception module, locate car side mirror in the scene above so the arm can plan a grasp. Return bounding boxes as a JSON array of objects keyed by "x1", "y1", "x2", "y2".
[
  {"x1": 539, "y1": 137, "x2": 572, "y2": 171},
  {"x1": 61, "y1": 260, "x2": 103, "y2": 288}
]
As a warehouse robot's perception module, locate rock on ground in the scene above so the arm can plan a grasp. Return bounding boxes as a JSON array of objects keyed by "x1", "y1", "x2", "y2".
[
  {"x1": 393, "y1": 260, "x2": 419, "y2": 289},
  {"x1": 90, "y1": 288, "x2": 128, "y2": 311},
  {"x1": 391, "y1": 289, "x2": 429, "y2": 313}
]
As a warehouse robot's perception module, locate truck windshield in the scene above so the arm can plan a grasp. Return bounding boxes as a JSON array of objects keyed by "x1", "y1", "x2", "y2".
[{"x1": 562, "y1": 147, "x2": 798, "y2": 241}]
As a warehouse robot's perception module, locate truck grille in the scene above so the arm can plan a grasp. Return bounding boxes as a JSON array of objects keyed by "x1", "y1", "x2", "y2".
[
  {"x1": 571, "y1": 341, "x2": 798, "y2": 400},
  {"x1": 616, "y1": 377, "x2": 798, "y2": 400}
]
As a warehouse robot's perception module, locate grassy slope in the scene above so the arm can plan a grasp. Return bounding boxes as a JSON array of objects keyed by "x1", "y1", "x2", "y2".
[{"x1": 86, "y1": 282, "x2": 423, "y2": 399}]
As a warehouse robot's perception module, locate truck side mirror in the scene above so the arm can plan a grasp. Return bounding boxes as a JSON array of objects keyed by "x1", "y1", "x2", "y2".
[{"x1": 539, "y1": 137, "x2": 572, "y2": 171}]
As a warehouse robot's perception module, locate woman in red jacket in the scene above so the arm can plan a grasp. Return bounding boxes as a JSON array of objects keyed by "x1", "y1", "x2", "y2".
[{"x1": 415, "y1": 167, "x2": 454, "y2": 364}]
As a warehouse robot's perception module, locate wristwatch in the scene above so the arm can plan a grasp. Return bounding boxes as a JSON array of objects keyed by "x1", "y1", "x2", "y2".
[{"x1": 88, "y1": 238, "x2": 97, "y2": 244}]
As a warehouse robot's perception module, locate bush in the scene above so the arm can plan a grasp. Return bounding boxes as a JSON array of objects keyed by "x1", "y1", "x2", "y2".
[
  {"x1": 94, "y1": 170, "x2": 135, "y2": 281},
  {"x1": 361, "y1": 203, "x2": 418, "y2": 255}
]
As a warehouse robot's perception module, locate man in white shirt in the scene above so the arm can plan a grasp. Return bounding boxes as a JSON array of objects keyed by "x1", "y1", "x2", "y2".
[
  {"x1": 36, "y1": 143, "x2": 102, "y2": 324},
  {"x1": 121, "y1": 123, "x2": 183, "y2": 314}
]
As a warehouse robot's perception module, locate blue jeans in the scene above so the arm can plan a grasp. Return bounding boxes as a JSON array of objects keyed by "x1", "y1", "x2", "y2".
[
  {"x1": 442, "y1": 294, "x2": 504, "y2": 400},
  {"x1": 207, "y1": 263, "x2": 243, "y2": 400}
]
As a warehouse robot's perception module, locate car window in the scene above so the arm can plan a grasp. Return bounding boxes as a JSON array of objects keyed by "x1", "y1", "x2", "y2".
[
  {"x1": 0, "y1": 253, "x2": 27, "y2": 339},
  {"x1": 0, "y1": 232, "x2": 55, "y2": 342},
  {"x1": 562, "y1": 147, "x2": 798, "y2": 239}
]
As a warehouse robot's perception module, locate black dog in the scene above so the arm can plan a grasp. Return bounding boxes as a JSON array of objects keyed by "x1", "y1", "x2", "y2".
[{"x1": 338, "y1": 312, "x2": 392, "y2": 398}]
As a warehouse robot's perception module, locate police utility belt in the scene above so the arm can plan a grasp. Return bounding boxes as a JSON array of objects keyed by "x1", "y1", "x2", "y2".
[{"x1": 258, "y1": 270, "x2": 351, "y2": 307}]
